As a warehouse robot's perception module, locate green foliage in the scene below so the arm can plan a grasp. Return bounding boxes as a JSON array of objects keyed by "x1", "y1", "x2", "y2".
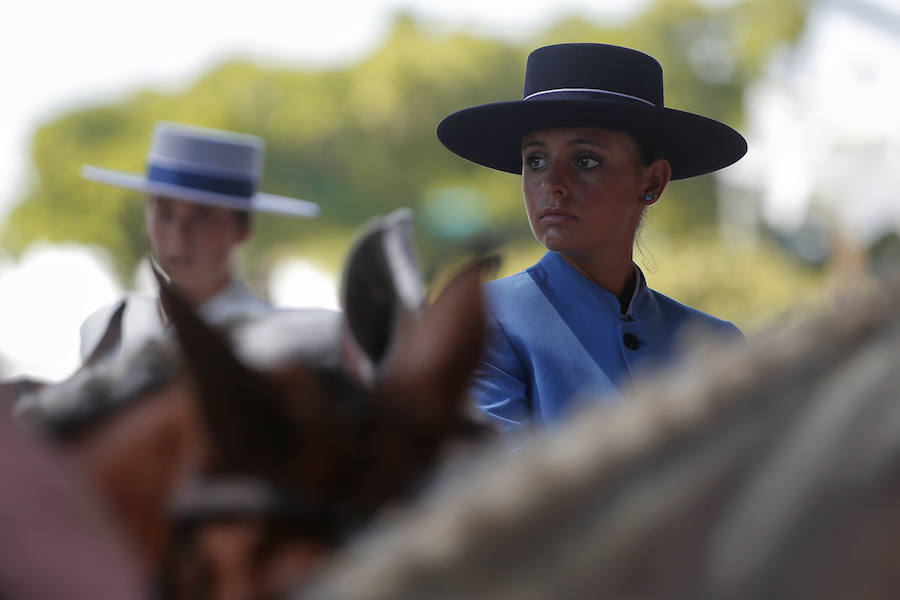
[
  {"x1": 1, "y1": 0, "x2": 818, "y2": 323},
  {"x1": 637, "y1": 232, "x2": 826, "y2": 333}
]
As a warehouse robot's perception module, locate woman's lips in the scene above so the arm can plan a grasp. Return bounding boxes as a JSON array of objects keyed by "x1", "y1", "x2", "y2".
[
  {"x1": 164, "y1": 256, "x2": 192, "y2": 269},
  {"x1": 541, "y1": 207, "x2": 576, "y2": 223}
]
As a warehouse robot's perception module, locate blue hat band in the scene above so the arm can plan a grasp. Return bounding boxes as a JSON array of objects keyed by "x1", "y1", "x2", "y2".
[{"x1": 147, "y1": 164, "x2": 256, "y2": 199}]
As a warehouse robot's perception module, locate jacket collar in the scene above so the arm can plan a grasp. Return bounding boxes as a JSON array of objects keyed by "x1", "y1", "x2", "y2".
[{"x1": 537, "y1": 251, "x2": 655, "y2": 319}]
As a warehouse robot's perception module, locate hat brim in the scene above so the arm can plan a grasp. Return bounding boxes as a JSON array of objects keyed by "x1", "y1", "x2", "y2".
[
  {"x1": 80, "y1": 166, "x2": 320, "y2": 218},
  {"x1": 436, "y1": 99, "x2": 747, "y2": 180}
]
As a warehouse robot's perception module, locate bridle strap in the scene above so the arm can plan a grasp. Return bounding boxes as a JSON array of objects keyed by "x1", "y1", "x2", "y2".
[
  {"x1": 169, "y1": 478, "x2": 324, "y2": 522},
  {"x1": 157, "y1": 477, "x2": 352, "y2": 599}
]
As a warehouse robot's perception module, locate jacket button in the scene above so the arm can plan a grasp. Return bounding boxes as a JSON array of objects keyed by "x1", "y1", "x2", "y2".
[{"x1": 623, "y1": 332, "x2": 640, "y2": 350}]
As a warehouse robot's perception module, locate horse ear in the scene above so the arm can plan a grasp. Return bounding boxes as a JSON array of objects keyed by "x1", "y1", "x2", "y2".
[
  {"x1": 151, "y1": 259, "x2": 298, "y2": 474},
  {"x1": 378, "y1": 259, "x2": 487, "y2": 424},
  {"x1": 340, "y1": 208, "x2": 426, "y2": 381}
]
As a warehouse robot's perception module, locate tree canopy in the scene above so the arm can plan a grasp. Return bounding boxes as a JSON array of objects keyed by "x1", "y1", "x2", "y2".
[{"x1": 0, "y1": 0, "x2": 820, "y2": 330}]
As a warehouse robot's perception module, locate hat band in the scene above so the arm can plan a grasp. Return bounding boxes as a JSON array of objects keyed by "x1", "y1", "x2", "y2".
[
  {"x1": 523, "y1": 87, "x2": 656, "y2": 106},
  {"x1": 147, "y1": 164, "x2": 255, "y2": 198}
]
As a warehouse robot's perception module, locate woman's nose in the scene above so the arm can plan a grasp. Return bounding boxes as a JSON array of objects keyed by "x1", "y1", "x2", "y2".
[
  {"x1": 174, "y1": 218, "x2": 194, "y2": 238},
  {"x1": 158, "y1": 219, "x2": 191, "y2": 250},
  {"x1": 542, "y1": 161, "x2": 570, "y2": 197}
]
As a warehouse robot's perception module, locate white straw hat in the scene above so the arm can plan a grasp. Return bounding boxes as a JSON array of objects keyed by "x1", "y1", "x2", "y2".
[{"x1": 81, "y1": 121, "x2": 320, "y2": 218}]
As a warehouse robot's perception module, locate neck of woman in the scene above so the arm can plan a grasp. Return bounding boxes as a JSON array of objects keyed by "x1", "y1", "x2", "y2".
[
  {"x1": 559, "y1": 250, "x2": 636, "y2": 313},
  {"x1": 179, "y1": 274, "x2": 232, "y2": 310}
]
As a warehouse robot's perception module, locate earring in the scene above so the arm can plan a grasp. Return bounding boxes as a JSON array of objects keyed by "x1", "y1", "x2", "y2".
[{"x1": 643, "y1": 193, "x2": 654, "y2": 203}]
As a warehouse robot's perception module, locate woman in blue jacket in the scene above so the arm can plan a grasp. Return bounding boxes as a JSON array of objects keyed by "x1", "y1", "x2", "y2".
[{"x1": 437, "y1": 43, "x2": 747, "y2": 432}]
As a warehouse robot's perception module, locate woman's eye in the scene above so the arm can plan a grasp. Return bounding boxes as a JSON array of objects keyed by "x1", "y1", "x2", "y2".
[
  {"x1": 525, "y1": 154, "x2": 546, "y2": 170},
  {"x1": 576, "y1": 155, "x2": 601, "y2": 169}
]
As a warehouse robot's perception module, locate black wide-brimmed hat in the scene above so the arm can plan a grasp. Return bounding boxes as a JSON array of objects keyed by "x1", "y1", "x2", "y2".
[{"x1": 437, "y1": 43, "x2": 747, "y2": 180}]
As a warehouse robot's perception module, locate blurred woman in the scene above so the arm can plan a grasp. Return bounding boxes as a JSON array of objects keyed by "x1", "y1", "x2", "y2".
[
  {"x1": 437, "y1": 43, "x2": 746, "y2": 432},
  {"x1": 79, "y1": 121, "x2": 320, "y2": 366}
]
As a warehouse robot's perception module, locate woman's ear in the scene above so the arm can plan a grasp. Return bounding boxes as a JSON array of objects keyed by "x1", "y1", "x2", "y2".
[{"x1": 642, "y1": 158, "x2": 672, "y2": 204}]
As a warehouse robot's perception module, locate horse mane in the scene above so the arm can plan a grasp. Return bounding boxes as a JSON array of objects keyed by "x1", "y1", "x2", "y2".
[
  {"x1": 308, "y1": 274, "x2": 900, "y2": 599},
  {"x1": 155, "y1": 260, "x2": 306, "y2": 478}
]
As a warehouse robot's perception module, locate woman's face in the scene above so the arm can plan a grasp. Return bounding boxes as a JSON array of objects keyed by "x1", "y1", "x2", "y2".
[
  {"x1": 521, "y1": 127, "x2": 668, "y2": 263},
  {"x1": 146, "y1": 196, "x2": 248, "y2": 302}
]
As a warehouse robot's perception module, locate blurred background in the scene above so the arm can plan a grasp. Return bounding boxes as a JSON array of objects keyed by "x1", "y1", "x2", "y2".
[{"x1": 1, "y1": 0, "x2": 898, "y2": 380}]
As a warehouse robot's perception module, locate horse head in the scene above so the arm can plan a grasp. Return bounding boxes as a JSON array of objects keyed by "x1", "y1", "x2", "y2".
[{"x1": 19, "y1": 209, "x2": 486, "y2": 598}]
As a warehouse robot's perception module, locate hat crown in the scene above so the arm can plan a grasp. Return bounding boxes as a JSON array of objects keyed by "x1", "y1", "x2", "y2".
[
  {"x1": 147, "y1": 122, "x2": 264, "y2": 180},
  {"x1": 523, "y1": 43, "x2": 664, "y2": 107}
]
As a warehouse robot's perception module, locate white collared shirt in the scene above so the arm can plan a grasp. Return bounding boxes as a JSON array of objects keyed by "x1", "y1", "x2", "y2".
[{"x1": 78, "y1": 279, "x2": 272, "y2": 366}]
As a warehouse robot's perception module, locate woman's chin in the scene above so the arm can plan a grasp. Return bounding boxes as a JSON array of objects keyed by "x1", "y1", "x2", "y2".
[
  {"x1": 166, "y1": 268, "x2": 207, "y2": 291},
  {"x1": 537, "y1": 232, "x2": 581, "y2": 255},
  {"x1": 164, "y1": 267, "x2": 196, "y2": 284}
]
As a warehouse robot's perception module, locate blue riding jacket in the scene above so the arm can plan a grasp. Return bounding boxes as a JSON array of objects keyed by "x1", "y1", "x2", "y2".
[{"x1": 471, "y1": 251, "x2": 742, "y2": 432}]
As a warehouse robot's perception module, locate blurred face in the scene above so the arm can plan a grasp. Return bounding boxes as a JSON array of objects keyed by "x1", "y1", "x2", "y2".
[
  {"x1": 521, "y1": 127, "x2": 669, "y2": 263},
  {"x1": 146, "y1": 196, "x2": 249, "y2": 303}
]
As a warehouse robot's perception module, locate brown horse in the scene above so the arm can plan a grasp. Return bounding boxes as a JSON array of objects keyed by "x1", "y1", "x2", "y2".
[{"x1": 18, "y1": 210, "x2": 488, "y2": 599}]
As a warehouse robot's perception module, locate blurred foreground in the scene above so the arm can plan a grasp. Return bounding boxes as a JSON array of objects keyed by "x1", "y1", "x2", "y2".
[{"x1": 4, "y1": 211, "x2": 899, "y2": 598}]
